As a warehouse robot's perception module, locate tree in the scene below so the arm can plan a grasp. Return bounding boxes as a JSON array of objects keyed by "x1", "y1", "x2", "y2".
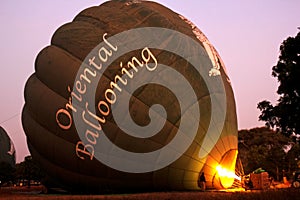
[
  {"x1": 238, "y1": 127, "x2": 294, "y2": 180},
  {"x1": 258, "y1": 31, "x2": 300, "y2": 137},
  {"x1": 286, "y1": 144, "x2": 300, "y2": 173},
  {"x1": 0, "y1": 161, "x2": 15, "y2": 186},
  {"x1": 15, "y1": 156, "x2": 45, "y2": 187}
]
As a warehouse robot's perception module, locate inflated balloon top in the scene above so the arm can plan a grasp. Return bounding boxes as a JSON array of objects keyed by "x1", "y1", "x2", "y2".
[
  {"x1": 22, "y1": 0, "x2": 238, "y2": 192},
  {"x1": 0, "y1": 126, "x2": 16, "y2": 168}
]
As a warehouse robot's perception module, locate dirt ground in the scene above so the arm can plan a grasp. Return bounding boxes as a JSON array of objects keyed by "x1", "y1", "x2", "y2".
[{"x1": 1, "y1": 186, "x2": 300, "y2": 200}]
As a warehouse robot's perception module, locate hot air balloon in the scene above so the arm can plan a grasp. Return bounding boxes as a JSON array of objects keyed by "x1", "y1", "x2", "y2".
[
  {"x1": 0, "y1": 126, "x2": 16, "y2": 168},
  {"x1": 22, "y1": 0, "x2": 238, "y2": 193},
  {"x1": 0, "y1": 126, "x2": 16, "y2": 185}
]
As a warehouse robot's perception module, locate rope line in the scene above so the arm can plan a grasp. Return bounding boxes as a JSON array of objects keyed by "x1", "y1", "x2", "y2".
[{"x1": 0, "y1": 113, "x2": 21, "y2": 125}]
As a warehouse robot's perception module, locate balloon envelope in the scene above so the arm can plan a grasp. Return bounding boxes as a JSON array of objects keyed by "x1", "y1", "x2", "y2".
[
  {"x1": 22, "y1": 0, "x2": 238, "y2": 192},
  {"x1": 0, "y1": 126, "x2": 16, "y2": 168}
]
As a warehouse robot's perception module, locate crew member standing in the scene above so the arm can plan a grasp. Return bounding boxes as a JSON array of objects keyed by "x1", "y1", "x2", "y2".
[{"x1": 199, "y1": 172, "x2": 206, "y2": 191}]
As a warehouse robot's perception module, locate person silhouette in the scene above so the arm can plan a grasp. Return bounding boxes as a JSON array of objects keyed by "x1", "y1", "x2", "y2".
[{"x1": 199, "y1": 172, "x2": 206, "y2": 191}]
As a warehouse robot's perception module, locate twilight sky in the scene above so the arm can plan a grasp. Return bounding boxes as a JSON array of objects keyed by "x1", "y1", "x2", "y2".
[{"x1": 1, "y1": 0, "x2": 299, "y2": 163}]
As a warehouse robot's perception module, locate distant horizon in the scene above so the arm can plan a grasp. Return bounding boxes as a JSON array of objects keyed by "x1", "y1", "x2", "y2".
[{"x1": 1, "y1": 0, "x2": 299, "y2": 163}]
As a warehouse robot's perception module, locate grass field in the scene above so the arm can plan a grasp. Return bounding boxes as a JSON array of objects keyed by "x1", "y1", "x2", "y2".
[{"x1": 1, "y1": 186, "x2": 300, "y2": 200}]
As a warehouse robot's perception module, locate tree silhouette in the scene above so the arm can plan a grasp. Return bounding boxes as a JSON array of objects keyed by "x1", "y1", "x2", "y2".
[
  {"x1": 238, "y1": 127, "x2": 295, "y2": 180},
  {"x1": 258, "y1": 31, "x2": 300, "y2": 137},
  {"x1": 0, "y1": 161, "x2": 15, "y2": 186},
  {"x1": 15, "y1": 156, "x2": 45, "y2": 187},
  {"x1": 286, "y1": 143, "x2": 300, "y2": 174}
]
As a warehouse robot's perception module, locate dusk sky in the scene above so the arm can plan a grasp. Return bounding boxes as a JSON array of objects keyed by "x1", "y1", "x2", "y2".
[{"x1": 1, "y1": 0, "x2": 299, "y2": 163}]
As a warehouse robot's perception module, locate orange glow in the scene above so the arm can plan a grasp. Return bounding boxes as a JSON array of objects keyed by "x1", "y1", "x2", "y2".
[
  {"x1": 214, "y1": 150, "x2": 240, "y2": 189},
  {"x1": 216, "y1": 165, "x2": 240, "y2": 188},
  {"x1": 216, "y1": 165, "x2": 241, "y2": 181}
]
